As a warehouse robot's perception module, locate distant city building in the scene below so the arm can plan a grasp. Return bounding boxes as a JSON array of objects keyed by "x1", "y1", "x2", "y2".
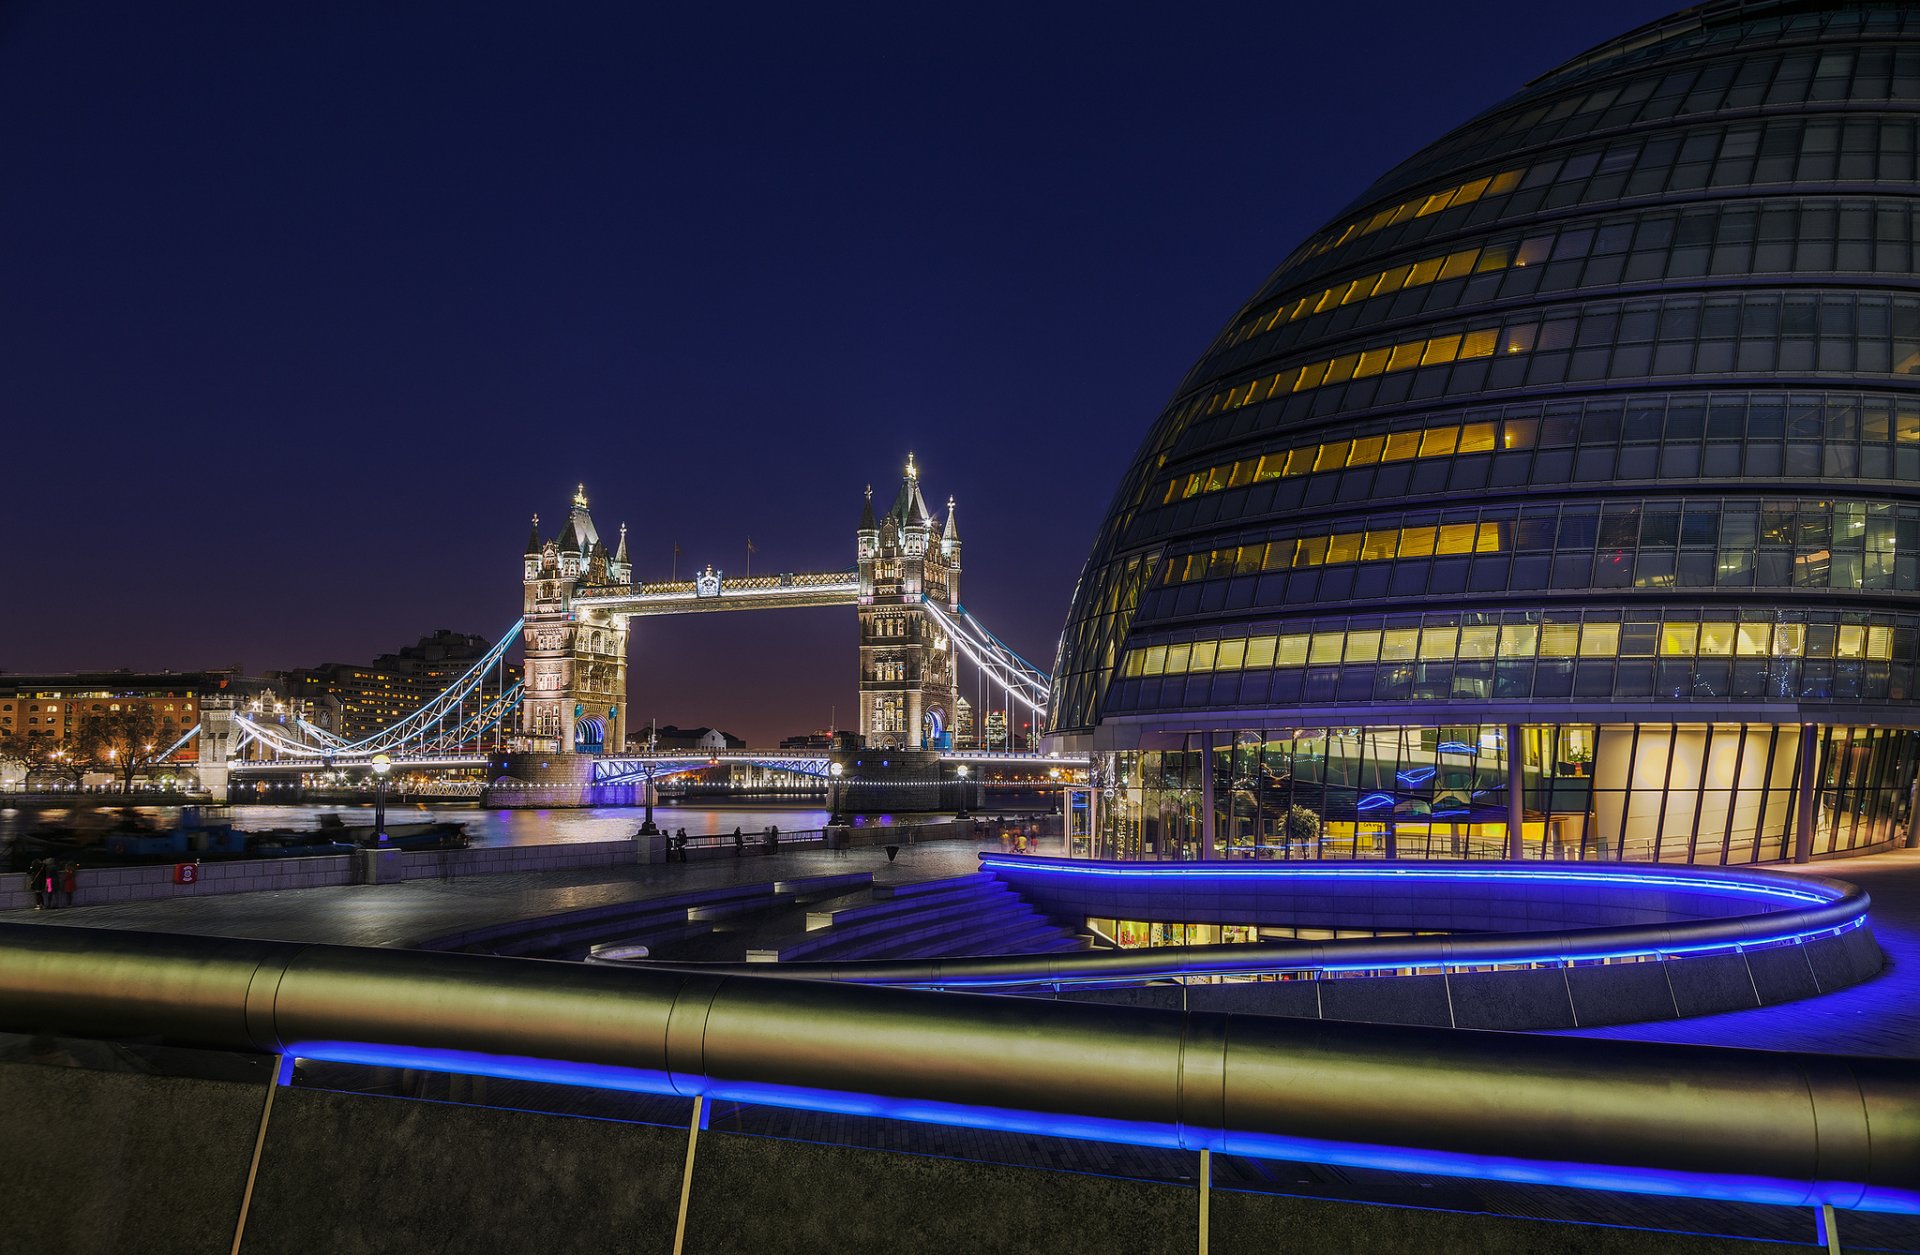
[
  {"x1": 0, "y1": 670, "x2": 277, "y2": 761},
  {"x1": 629, "y1": 724, "x2": 746, "y2": 753},
  {"x1": 279, "y1": 629, "x2": 520, "y2": 742},
  {"x1": 778, "y1": 730, "x2": 861, "y2": 751}
]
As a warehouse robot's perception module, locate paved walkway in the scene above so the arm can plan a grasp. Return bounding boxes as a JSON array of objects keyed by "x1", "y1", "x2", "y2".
[
  {"x1": 0, "y1": 840, "x2": 1002, "y2": 948},
  {"x1": 1553, "y1": 845, "x2": 1920, "y2": 1058},
  {"x1": 4, "y1": 838, "x2": 1915, "y2": 1057}
]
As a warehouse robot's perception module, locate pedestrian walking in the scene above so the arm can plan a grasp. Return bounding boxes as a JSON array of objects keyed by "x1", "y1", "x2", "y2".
[
  {"x1": 60, "y1": 864, "x2": 76, "y2": 908},
  {"x1": 40, "y1": 861, "x2": 59, "y2": 910},
  {"x1": 732, "y1": 826, "x2": 744, "y2": 857}
]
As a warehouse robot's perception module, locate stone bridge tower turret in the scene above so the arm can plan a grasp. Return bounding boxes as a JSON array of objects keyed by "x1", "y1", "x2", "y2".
[
  {"x1": 518, "y1": 485, "x2": 632, "y2": 754},
  {"x1": 856, "y1": 454, "x2": 960, "y2": 749}
]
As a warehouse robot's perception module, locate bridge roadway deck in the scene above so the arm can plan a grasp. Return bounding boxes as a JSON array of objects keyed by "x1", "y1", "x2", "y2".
[{"x1": 2, "y1": 841, "x2": 1917, "y2": 1057}]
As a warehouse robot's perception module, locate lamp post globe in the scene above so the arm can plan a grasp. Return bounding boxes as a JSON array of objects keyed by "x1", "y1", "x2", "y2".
[
  {"x1": 371, "y1": 753, "x2": 392, "y2": 845},
  {"x1": 827, "y1": 760, "x2": 846, "y2": 825},
  {"x1": 954, "y1": 763, "x2": 971, "y2": 820}
]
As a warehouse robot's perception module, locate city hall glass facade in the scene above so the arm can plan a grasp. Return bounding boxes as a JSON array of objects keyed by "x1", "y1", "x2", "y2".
[{"x1": 1048, "y1": 1, "x2": 1920, "y2": 865}]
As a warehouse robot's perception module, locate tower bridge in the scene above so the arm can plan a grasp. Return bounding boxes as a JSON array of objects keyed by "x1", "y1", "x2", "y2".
[{"x1": 184, "y1": 456, "x2": 1069, "y2": 807}]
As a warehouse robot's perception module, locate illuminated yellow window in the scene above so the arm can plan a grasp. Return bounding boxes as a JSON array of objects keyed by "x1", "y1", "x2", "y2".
[
  {"x1": 1216, "y1": 639, "x2": 1247, "y2": 671},
  {"x1": 1165, "y1": 645, "x2": 1192, "y2": 674},
  {"x1": 1362, "y1": 530, "x2": 1400, "y2": 561},
  {"x1": 1264, "y1": 541, "x2": 1295, "y2": 571},
  {"x1": 1326, "y1": 533, "x2": 1363, "y2": 564},
  {"x1": 1456, "y1": 422, "x2": 1497, "y2": 453},
  {"x1": 1838, "y1": 626, "x2": 1867, "y2": 658},
  {"x1": 1661, "y1": 624, "x2": 1698, "y2": 656},
  {"x1": 1397, "y1": 526, "x2": 1436, "y2": 558},
  {"x1": 1435, "y1": 523, "x2": 1479, "y2": 555},
  {"x1": 1868, "y1": 626, "x2": 1893, "y2": 660},
  {"x1": 1275, "y1": 635, "x2": 1310, "y2": 666},
  {"x1": 1457, "y1": 626, "x2": 1497, "y2": 658},
  {"x1": 1314, "y1": 443, "x2": 1348, "y2": 473},
  {"x1": 1353, "y1": 348, "x2": 1391, "y2": 379},
  {"x1": 1345, "y1": 630, "x2": 1382, "y2": 662},
  {"x1": 1189, "y1": 641, "x2": 1218, "y2": 673},
  {"x1": 1420, "y1": 336, "x2": 1462, "y2": 367},
  {"x1": 1142, "y1": 645, "x2": 1168, "y2": 676},
  {"x1": 1540, "y1": 625, "x2": 1580, "y2": 657},
  {"x1": 1309, "y1": 633, "x2": 1344, "y2": 664},
  {"x1": 1499, "y1": 624, "x2": 1539, "y2": 657},
  {"x1": 1476, "y1": 242, "x2": 1513, "y2": 272},
  {"x1": 1122, "y1": 651, "x2": 1145, "y2": 677},
  {"x1": 1406, "y1": 256, "x2": 1445, "y2": 286},
  {"x1": 1453, "y1": 175, "x2": 1494, "y2": 205},
  {"x1": 1698, "y1": 623, "x2": 1736, "y2": 656},
  {"x1": 1459, "y1": 329, "x2": 1499, "y2": 359},
  {"x1": 1438, "y1": 248, "x2": 1479, "y2": 280},
  {"x1": 1773, "y1": 625, "x2": 1805, "y2": 656},
  {"x1": 1294, "y1": 361, "x2": 1330, "y2": 391},
  {"x1": 1386, "y1": 342, "x2": 1426, "y2": 372},
  {"x1": 1255, "y1": 454, "x2": 1285, "y2": 480},
  {"x1": 1245, "y1": 636, "x2": 1277, "y2": 669},
  {"x1": 1380, "y1": 629, "x2": 1419, "y2": 660},
  {"x1": 1419, "y1": 428, "x2": 1460, "y2": 457},
  {"x1": 1579, "y1": 624, "x2": 1620, "y2": 657},
  {"x1": 1348, "y1": 435, "x2": 1385, "y2": 466},
  {"x1": 1475, "y1": 523, "x2": 1501, "y2": 553},
  {"x1": 1419, "y1": 627, "x2": 1457, "y2": 658},
  {"x1": 1295, "y1": 536, "x2": 1330, "y2": 566},
  {"x1": 1383, "y1": 431, "x2": 1422, "y2": 462},
  {"x1": 1735, "y1": 624, "x2": 1772, "y2": 656}
]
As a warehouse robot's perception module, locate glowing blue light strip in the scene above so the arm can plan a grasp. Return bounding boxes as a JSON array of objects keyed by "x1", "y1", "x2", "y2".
[
  {"x1": 891, "y1": 916, "x2": 1866, "y2": 990},
  {"x1": 978, "y1": 857, "x2": 1834, "y2": 906},
  {"x1": 281, "y1": 1040, "x2": 1920, "y2": 1215}
]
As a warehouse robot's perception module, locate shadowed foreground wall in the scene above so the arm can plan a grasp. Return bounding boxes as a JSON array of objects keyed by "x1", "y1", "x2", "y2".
[{"x1": 0, "y1": 1060, "x2": 1881, "y2": 1255}]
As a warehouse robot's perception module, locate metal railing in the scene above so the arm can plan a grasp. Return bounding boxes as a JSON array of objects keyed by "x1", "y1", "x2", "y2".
[{"x1": 0, "y1": 922, "x2": 1914, "y2": 1214}]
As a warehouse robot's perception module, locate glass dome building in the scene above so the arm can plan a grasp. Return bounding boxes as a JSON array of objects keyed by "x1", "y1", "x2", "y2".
[{"x1": 1048, "y1": 0, "x2": 1920, "y2": 866}]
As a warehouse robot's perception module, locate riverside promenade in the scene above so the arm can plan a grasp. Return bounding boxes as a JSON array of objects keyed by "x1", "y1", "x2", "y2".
[{"x1": 3, "y1": 839, "x2": 1916, "y2": 1057}]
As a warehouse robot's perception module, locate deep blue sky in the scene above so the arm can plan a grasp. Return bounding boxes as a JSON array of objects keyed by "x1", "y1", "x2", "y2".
[{"x1": 0, "y1": 1, "x2": 1673, "y2": 743}]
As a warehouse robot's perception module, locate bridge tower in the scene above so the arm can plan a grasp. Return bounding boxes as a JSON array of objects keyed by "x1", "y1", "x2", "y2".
[
  {"x1": 518, "y1": 486, "x2": 632, "y2": 754},
  {"x1": 856, "y1": 454, "x2": 961, "y2": 749}
]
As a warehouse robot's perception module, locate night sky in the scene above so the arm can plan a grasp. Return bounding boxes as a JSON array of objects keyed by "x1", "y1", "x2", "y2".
[{"x1": 1, "y1": 1, "x2": 1674, "y2": 744}]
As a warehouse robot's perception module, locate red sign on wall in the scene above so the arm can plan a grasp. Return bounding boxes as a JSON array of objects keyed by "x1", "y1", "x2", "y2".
[{"x1": 173, "y1": 863, "x2": 198, "y2": 885}]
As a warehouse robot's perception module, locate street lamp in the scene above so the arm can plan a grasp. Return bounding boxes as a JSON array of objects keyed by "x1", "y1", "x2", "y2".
[
  {"x1": 638, "y1": 765, "x2": 659, "y2": 835},
  {"x1": 371, "y1": 753, "x2": 391, "y2": 845},
  {"x1": 954, "y1": 763, "x2": 971, "y2": 820},
  {"x1": 828, "y1": 760, "x2": 845, "y2": 824}
]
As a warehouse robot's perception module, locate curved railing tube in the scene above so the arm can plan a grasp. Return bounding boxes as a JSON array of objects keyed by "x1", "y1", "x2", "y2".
[{"x1": 0, "y1": 923, "x2": 1915, "y2": 1212}]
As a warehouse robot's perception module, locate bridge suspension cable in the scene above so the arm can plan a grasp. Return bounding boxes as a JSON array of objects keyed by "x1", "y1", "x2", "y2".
[
  {"x1": 922, "y1": 600, "x2": 1051, "y2": 754},
  {"x1": 230, "y1": 618, "x2": 526, "y2": 766}
]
